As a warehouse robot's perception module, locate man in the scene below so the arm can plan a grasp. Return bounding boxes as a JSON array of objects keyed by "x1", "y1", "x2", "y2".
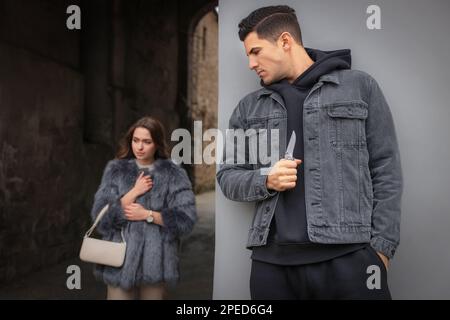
[{"x1": 216, "y1": 5, "x2": 403, "y2": 299}]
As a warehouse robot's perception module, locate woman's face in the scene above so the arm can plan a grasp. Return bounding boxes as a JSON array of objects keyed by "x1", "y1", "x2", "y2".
[{"x1": 132, "y1": 127, "x2": 157, "y2": 164}]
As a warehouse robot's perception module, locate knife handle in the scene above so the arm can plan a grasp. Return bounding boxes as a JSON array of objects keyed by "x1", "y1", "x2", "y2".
[{"x1": 284, "y1": 154, "x2": 295, "y2": 161}]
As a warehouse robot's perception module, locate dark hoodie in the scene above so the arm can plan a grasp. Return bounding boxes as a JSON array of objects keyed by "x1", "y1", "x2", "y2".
[{"x1": 251, "y1": 48, "x2": 367, "y2": 265}]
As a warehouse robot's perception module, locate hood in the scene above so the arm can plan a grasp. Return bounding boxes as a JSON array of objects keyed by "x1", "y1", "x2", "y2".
[{"x1": 293, "y1": 48, "x2": 351, "y2": 88}]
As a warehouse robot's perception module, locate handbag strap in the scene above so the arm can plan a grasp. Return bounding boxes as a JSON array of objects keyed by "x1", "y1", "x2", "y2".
[{"x1": 85, "y1": 204, "x2": 126, "y2": 243}]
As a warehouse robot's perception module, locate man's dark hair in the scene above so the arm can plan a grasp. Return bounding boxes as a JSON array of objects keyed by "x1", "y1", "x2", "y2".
[{"x1": 238, "y1": 5, "x2": 303, "y2": 45}]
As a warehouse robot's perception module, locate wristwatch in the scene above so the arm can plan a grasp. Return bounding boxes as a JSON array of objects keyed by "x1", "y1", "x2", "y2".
[{"x1": 146, "y1": 210, "x2": 154, "y2": 223}]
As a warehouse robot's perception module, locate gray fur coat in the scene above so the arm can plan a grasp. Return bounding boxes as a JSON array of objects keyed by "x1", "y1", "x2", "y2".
[{"x1": 90, "y1": 158, "x2": 197, "y2": 289}]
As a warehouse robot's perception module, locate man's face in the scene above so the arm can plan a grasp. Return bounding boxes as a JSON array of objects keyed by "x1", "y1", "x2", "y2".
[{"x1": 243, "y1": 31, "x2": 286, "y2": 85}]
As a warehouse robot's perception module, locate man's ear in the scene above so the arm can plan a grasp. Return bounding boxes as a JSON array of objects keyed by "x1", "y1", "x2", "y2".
[{"x1": 279, "y1": 32, "x2": 292, "y2": 50}]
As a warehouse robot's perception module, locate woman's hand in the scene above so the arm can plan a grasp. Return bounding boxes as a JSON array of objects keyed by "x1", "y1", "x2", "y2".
[
  {"x1": 133, "y1": 171, "x2": 153, "y2": 196},
  {"x1": 120, "y1": 172, "x2": 152, "y2": 210},
  {"x1": 124, "y1": 203, "x2": 149, "y2": 221},
  {"x1": 123, "y1": 204, "x2": 165, "y2": 226}
]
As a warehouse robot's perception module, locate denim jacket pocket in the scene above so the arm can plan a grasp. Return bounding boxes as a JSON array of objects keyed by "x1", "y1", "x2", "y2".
[{"x1": 327, "y1": 101, "x2": 368, "y2": 149}]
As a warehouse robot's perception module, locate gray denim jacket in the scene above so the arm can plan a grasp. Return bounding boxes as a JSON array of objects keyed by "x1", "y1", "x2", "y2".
[{"x1": 216, "y1": 69, "x2": 403, "y2": 258}]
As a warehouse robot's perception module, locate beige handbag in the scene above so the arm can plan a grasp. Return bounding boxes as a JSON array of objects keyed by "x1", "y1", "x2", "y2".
[{"x1": 79, "y1": 204, "x2": 127, "y2": 267}]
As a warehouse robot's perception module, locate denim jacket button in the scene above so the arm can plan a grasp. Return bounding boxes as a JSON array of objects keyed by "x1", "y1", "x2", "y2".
[{"x1": 265, "y1": 206, "x2": 270, "y2": 212}]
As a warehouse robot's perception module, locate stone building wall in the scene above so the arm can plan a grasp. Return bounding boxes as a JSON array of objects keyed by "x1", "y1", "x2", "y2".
[{"x1": 190, "y1": 11, "x2": 218, "y2": 193}]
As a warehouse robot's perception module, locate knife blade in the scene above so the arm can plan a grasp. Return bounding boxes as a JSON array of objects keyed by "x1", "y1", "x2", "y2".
[{"x1": 284, "y1": 131, "x2": 296, "y2": 160}]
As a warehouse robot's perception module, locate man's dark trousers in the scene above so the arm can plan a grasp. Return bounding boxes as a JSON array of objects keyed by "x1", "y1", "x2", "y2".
[{"x1": 250, "y1": 246, "x2": 392, "y2": 300}]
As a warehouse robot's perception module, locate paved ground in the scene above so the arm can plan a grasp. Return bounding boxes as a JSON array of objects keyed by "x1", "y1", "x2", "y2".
[{"x1": 0, "y1": 192, "x2": 215, "y2": 300}]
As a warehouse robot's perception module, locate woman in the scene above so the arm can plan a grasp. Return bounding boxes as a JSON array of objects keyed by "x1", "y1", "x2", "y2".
[{"x1": 90, "y1": 116, "x2": 197, "y2": 300}]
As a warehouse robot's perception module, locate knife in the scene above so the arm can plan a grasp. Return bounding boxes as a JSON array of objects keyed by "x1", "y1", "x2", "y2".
[{"x1": 284, "y1": 131, "x2": 296, "y2": 160}]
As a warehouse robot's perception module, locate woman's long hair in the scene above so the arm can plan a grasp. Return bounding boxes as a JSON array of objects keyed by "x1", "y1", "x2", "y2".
[{"x1": 116, "y1": 117, "x2": 170, "y2": 160}]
